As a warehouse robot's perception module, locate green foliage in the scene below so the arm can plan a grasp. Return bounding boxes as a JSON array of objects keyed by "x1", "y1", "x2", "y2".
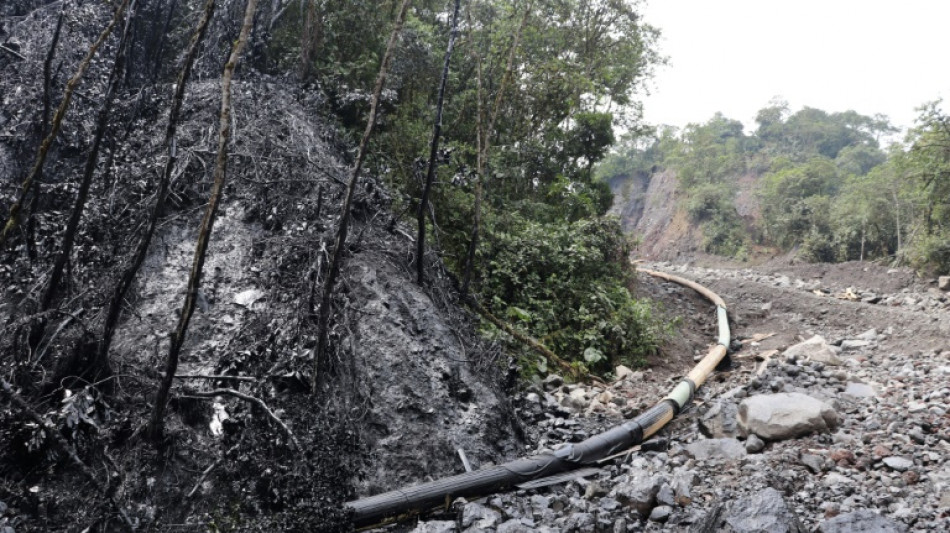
[
  {"x1": 897, "y1": 101, "x2": 950, "y2": 272},
  {"x1": 478, "y1": 216, "x2": 663, "y2": 374},
  {"x1": 598, "y1": 102, "x2": 906, "y2": 262}
]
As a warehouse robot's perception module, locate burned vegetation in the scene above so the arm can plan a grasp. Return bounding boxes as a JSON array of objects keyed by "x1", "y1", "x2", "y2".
[{"x1": 0, "y1": 1, "x2": 521, "y2": 530}]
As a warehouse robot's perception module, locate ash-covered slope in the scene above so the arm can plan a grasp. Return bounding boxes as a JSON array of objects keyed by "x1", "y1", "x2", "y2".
[{"x1": 0, "y1": 3, "x2": 519, "y2": 530}]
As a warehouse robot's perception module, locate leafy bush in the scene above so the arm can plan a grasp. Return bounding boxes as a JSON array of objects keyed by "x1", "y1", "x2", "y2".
[
  {"x1": 479, "y1": 216, "x2": 665, "y2": 375},
  {"x1": 907, "y1": 230, "x2": 950, "y2": 274}
]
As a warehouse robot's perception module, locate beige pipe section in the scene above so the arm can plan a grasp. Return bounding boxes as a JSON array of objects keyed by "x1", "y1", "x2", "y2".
[
  {"x1": 637, "y1": 268, "x2": 727, "y2": 308},
  {"x1": 638, "y1": 268, "x2": 731, "y2": 395}
]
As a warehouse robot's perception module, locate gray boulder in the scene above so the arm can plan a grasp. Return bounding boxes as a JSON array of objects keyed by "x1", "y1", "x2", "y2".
[
  {"x1": 612, "y1": 473, "x2": 666, "y2": 517},
  {"x1": 819, "y1": 509, "x2": 907, "y2": 533},
  {"x1": 938, "y1": 275, "x2": 950, "y2": 291},
  {"x1": 738, "y1": 393, "x2": 838, "y2": 440},
  {"x1": 691, "y1": 488, "x2": 805, "y2": 533},
  {"x1": 461, "y1": 502, "x2": 502, "y2": 529},
  {"x1": 745, "y1": 434, "x2": 766, "y2": 453},
  {"x1": 699, "y1": 399, "x2": 739, "y2": 438}
]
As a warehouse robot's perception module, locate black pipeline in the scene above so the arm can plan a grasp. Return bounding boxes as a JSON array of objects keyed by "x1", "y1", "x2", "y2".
[{"x1": 346, "y1": 268, "x2": 730, "y2": 528}]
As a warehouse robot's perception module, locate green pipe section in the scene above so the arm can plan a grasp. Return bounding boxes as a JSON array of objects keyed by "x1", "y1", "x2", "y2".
[
  {"x1": 665, "y1": 380, "x2": 694, "y2": 410},
  {"x1": 717, "y1": 305, "x2": 730, "y2": 347}
]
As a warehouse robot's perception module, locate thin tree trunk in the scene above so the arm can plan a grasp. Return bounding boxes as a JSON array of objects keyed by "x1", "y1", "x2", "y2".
[
  {"x1": 97, "y1": 0, "x2": 218, "y2": 373},
  {"x1": 299, "y1": 0, "x2": 323, "y2": 81},
  {"x1": 148, "y1": 0, "x2": 259, "y2": 444},
  {"x1": 860, "y1": 219, "x2": 866, "y2": 262},
  {"x1": 893, "y1": 189, "x2": 902, "y2": 259},
  {"x1": 460, "y1": 0, "x2": 532, "y2": 293},
  {"x1": 26, "y1": 6, "x2": 66, "y2": 263},
  {"x1": 460, "y1": 54, "x2": 483, "y2": 295},
  {"x1": 0, "y1": 0, "x2": 131, "y2": 251},
  {"x1": 416, "y1": 0, "x2": 461, "y2": 285},
  {"x1": 38, "y1": 0, "x2": 139, "y2": 317},
  {"x1": 313, "y1": 0, "x2": 413, "y2": 394}
]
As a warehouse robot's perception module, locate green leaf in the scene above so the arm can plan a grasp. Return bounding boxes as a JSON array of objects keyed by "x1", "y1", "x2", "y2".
[{"x1": 583, "y1": 347, "x2": 605, "y2": 364}]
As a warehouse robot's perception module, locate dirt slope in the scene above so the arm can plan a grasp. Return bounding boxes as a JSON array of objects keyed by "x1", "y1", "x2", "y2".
[{"x1": 0, "y1": 5, "x2": 520, "y2": 528}]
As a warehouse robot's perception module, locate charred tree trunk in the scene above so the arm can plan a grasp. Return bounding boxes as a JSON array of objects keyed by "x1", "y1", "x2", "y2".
[
  {"x1": 313, "y1": 0, "x2": 412, "y2": 394},
  {"x1": 0, "y1": 0, "x2": 131, "y2": 251},
  {"x1": 148, "y1": 0, "x2": 259, "y2": 444},
  {"x1": 39, "y1": 0, "x2": 140, "y2": 318},
  {"x1": 97, "y1": 0, "x2": 218, "y2": 376},
  {"x1": 148, "y1": 0, "x2": 180, "y2": 85},
  {"x1": 25, "y1": 6, "x2": 66, "y2": 263},
  {"x1": 416, "y1": 0, "x2": 460, "y2": 285}
]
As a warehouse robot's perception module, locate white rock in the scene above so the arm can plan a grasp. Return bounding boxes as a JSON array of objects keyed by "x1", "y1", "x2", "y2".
[
  {"x1": 783, "y1": 335, "x2": 843, "y2": 366},
  {"x1": 234, "y1": 288, "x2": 264, "y2": 308},
  {"x1": 685, "y1": 438, "x2": 746, "y2": 461},
  {"x1": 841, "y1": 339, "x2": 872, "y2": 351},
  {"x1": 842, "y1": 382, "x2": 876, "y2": 398},
  {"x1": 615, "y1": 365, "x2": 635, "y2": 381},
  {"x1": 882, "y1": 456, "x2": 913, "y2": 472}
]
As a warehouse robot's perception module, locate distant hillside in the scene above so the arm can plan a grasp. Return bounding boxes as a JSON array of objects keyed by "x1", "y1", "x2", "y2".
[{"x1": 600, "y1": 102, "x2": 950, "y2": 273}]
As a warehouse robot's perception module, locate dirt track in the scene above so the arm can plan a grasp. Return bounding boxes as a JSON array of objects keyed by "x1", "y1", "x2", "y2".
[{"x1": 408, "y1": 259, "x2": 950, "y2": 531}]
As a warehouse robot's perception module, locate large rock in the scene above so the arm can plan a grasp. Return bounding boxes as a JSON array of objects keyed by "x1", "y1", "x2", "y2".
[
  {"x1": 783, "y1": 335, "x2": 843, "y2": 366},
  {"x1": 699, "y1": 399, "x2": 739, "y2": 438},
  {"x1": 612, "y1": 473, "x2": 666, "y2": 517},
  {"x1": 685, "y1": 438, "x2": 747, "y2": 461},
  {"x1": 691, "y1": 488, "x2": 805, "y2": 533},
  {"x1": 738, "y1": 393, "x2": 838, "y2": 440},
  {"x1": 818, "y1": 509, "x2": 907, "y2": 533},
  {"x1": 461, "y1": 502, "x2": 502, "y2": 529},
  {"x1": 938, "y1": 275, "x2": 950, "y2": 291}
]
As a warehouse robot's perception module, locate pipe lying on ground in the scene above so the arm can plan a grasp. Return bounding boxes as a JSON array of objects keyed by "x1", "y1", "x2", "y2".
[{"x1": 346, "y1": 268, "x2": 731, "y2": 529}]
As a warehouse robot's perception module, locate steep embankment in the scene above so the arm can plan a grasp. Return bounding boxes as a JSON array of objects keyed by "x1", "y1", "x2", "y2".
[
  {"x1": 610, "y1": 169, "x2": 766, "y2": 261},
  {"x1": 0, "y1": 5, "x2": 520, "y2": 529},
  {"x1": 609, "y1": 169, "x2": 701, "y2": 259}
]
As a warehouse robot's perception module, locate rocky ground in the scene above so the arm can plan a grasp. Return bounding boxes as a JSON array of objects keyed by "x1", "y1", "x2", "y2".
[{"x1": 404, "y1": 260, "x2": 950, "y2": 532}]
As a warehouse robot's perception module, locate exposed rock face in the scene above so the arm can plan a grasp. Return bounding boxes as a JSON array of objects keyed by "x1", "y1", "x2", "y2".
[
  {"x1": 818, "y1": 509, "x2": 908, "y2": 533},
  {"x1": 691, "y1": 488, "x2": 805, "y2": 533},
  {"x1": 738, "y1": 393, "x2": 838, "y2": 440}
]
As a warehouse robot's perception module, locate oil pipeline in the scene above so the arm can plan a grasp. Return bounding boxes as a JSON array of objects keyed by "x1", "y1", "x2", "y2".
[{"x1": 346, "y1": 268, "x2": 732, "y2": 529}]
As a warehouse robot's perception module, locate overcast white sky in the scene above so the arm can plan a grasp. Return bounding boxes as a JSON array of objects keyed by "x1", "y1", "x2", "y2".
[{"x1": 638, "y1": 0, "x2": 950, "y2": 135}]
